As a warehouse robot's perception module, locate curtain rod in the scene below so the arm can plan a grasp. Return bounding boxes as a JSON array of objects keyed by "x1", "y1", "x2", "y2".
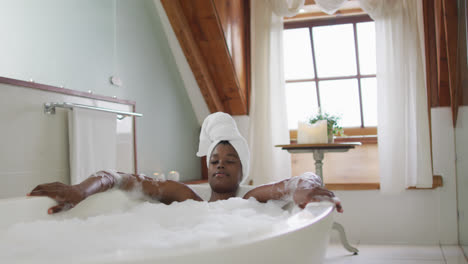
[{"x1": 44, "y1": 102, "x2": 143, "y2": 120}]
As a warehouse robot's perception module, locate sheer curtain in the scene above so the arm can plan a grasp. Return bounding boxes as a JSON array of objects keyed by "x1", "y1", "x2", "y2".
[
  {"x1": 362, "y1": 0, "x2": 433, "y2": 192},
  {"x1": 247, "y1": 0, "x2": 304, "y2": 185},
  {"x1": 315, "y1": 0, "x2": 433, "y2": 192},
  {"x1": 315, "y1": 0, "x2": 347, "y2": 15}
]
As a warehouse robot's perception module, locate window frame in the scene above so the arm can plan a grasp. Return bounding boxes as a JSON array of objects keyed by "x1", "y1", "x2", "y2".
[{"x1": 284, "y1": 14, "x2": 377, "y2": 139}]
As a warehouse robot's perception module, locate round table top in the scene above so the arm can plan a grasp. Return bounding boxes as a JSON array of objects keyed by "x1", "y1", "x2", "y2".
[{"x1": 275, "y1": 142, "x2": 361, "y2": 150}]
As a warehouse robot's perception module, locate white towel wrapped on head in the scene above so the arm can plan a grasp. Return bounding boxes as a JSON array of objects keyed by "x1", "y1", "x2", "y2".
[{"x1": 196, "y1": 112, "x2": 250, "y2": 185}]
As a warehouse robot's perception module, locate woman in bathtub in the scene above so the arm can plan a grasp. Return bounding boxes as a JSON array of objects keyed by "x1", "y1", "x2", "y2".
[{"x1": 28, "y1": 112, "x2": 342, "y2": 214}]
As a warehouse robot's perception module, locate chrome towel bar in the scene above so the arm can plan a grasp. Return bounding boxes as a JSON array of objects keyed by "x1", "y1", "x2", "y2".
[{"x1": 44, "y1": 102, "x2": 143, "y2": 120}]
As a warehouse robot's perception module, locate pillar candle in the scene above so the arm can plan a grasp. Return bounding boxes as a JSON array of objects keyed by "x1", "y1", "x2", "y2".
[{"x1": 297, "y1": 120, "x2": 328, "y2": 144}]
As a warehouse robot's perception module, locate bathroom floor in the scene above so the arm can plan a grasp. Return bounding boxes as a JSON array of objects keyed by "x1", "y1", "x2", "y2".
[{"x1": 324, "y1": 243, "x2": 467, "y2": 264}]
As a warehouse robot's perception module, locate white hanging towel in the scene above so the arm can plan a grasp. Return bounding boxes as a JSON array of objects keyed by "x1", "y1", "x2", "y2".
[{"x1": 68, "y1": 107, "x2": 117, "y2": 184}]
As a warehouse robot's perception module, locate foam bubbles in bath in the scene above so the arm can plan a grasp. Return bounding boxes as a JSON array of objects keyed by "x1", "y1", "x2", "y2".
[{"x1": 0, "y1": 197, "x2": 328, "y2": 263}]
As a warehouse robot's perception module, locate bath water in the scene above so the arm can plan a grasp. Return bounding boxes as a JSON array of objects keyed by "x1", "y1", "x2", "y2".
[{"x1": 0, "y1": 197, "x2": 319, "y2": 263}]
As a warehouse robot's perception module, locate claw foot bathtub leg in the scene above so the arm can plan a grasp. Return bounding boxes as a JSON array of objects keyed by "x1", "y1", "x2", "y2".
[{"x1": 332, "y1": 222, "x2": 359, "y2": 255}]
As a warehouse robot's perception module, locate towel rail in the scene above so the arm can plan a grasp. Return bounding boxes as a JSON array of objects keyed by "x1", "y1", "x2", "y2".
[{"x1": 44, "y1": 102, "x2": 143, "y2": 120}]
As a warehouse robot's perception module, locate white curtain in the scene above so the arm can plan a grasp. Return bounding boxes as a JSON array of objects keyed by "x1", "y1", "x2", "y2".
[
  {"x1": 365, "y1": 0, "x2": 432, "y2": 192},
  {"x1": 315, "y1": 0, "x2": 347, "y2": 15},
  {"x1": 247, "y1": 0, "x2": 304, "y2": 185},
  {"x1": 249, "y1": 0, "x2": 432, "y2": 190},
  {"x1": 313, "y1": 0, "x2": 433, "y2": 192}
]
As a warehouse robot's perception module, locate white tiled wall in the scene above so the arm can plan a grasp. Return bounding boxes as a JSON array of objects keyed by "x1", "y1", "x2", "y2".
[
  {"x1": 324, "y1": 108, "x2": 458, "y2": 245},
  {"x1": 456, "y1": 106, "x2": 468, "y2": 256},
  {"x1": 0, "y1": 83, "x2": 135, "y2": 198}
]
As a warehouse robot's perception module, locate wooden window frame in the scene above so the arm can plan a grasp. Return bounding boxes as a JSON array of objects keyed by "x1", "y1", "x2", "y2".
[
  {"x1": 284, "y1": 15, "x2": 377, "y2": 144},
  {"x1": 284, "y1": 13, "x2": 444, "y2": 190}
]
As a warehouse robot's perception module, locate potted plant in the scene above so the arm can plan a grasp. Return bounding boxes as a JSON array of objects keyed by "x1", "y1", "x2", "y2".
[{"x1": 308, "y1": 112, "x2": 344, "y2": 143}]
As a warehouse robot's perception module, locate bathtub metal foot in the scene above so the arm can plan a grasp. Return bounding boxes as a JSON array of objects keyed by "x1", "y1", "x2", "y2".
[{"x1": 332, "y1": 222, "x2": 359, "y2": 254}]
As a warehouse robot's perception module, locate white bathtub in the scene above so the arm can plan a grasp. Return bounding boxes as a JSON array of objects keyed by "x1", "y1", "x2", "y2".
[{"x1": 0, "y1": 185, "x2": 334, "y2": 264}]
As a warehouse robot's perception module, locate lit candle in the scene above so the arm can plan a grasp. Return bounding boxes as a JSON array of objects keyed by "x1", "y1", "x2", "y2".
[
  {"x1": 153, "y1": 172, "x2": 166, "y2": 181},
  {"x1": 167, "y1": 171, "x2": 180, "y2": 181},
  {"x1": 297, "y1": 120, "x2": 328, "y2": 144}
]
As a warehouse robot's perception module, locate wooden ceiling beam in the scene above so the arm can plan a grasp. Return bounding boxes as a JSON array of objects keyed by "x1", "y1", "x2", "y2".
[
  {"x1": 161, "y1": 0, "x2": 249, "y2": 115},
  {"x1": 435, "y1": 0, "x2": 451, "y2": 107},
  {"x1": 442, "y1": 0, "x2": 459, "y2": 126},
  {"x1": 213, "y1": 0, "x2": 251, "y2": 114},
  {"x1": 422, "y1": 0, "x2": 439, "y2": 107},
  {"x1": 161, "y1": 0, "x2": 224, "y2": 113}
]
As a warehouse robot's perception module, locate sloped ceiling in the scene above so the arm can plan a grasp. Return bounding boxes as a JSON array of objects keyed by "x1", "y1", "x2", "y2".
[{"x1": 161, "y1": 0, "x2": 250, "y2": 115}]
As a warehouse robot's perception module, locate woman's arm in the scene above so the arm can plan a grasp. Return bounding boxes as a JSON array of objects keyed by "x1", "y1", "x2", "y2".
[
  {"x1": 28, "y1": 170, "x2": 203, "y2": 214},
  {"x1": 119, "y1": 172, "x2": 203, "y2": 204},
  {"x1": 243, "y1": 173, "x2": 343, "y2": 212}
]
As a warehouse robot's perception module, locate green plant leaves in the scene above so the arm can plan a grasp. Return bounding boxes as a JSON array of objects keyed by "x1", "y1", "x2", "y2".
[{"x1": 308, "y1": 112, "x2": 344, "y2": 136}]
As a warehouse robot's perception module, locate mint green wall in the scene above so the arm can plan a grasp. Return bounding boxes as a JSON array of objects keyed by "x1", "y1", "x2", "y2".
[
  {"x1": 0, "y1": 0, "x2": 201, "y2": 181},
  {"x1": 0, "y1": 0, "x2": 114, "y2": 91}
]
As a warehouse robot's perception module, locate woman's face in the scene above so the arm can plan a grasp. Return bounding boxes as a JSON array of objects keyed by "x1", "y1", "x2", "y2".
[{"x1": 208, "y1": 143, "x2": 243, "y2": 193}]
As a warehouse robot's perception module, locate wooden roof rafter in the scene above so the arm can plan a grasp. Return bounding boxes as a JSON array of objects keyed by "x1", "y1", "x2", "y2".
[{"x1": 161, "y1": 0, "x2": 249, "y2": 115}]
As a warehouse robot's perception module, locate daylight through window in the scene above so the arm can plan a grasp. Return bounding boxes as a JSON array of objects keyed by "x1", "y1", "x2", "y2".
[{"x1": 283, "y1": 15, "x2": 377, "y2": 130}]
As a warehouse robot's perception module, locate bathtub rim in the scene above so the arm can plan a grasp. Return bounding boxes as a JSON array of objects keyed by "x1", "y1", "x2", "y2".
[
  {"x1": 0, "y1": 191, "x2": 335, "y2": 264},
  {"x1": 93, "y1": 203, "x2": 335, "y2": 264}
]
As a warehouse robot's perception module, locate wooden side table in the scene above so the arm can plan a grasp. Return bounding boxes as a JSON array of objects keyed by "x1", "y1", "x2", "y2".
[{"x1": 276, "y1": 142, "x2": 361, "y2": 255}]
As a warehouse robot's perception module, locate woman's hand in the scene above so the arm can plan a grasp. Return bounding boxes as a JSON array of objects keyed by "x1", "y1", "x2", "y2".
[
  {"x1": 293, "y1": 186, "x2": 343, "y2": 213},
  {"x1": 27, "y1": 182, "x2": 85, "y2": 214}
]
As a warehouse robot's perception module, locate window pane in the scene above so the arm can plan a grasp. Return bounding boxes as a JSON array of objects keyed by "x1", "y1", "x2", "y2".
[
  {"x1": 285, "y1": 82, "x2": 318, "y2": 129},
  {"x1": 357, "y1": 22, "x2": 376, "y2": 75},
  {"x1": 319, "y1": 79, "x2": 361, "y2": 127},
  {"x1": 361, "y1": 77, "x2": 378, "y2": 126},
  {"x1": 283, "y1": 28, "x2": 315, "y2": 80},
  {"x1": 313, "y1": 24, "x2": 356, "y2": 78}
]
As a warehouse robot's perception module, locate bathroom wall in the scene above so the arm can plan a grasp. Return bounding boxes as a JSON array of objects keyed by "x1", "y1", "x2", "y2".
[
  {"x1": 328, "y1": 108, "x2": 458, "y2": 245},
  {"x1": 456, "y1": 107, "x2": 468, "y2": 254},
  {"x1": 0, "y1": 0, "x2": 200, "y2": 182},
  {"x1": 0, "y1": 82, "x2": 135, "y2": 198},
  {"x1": 455, "y1": 0, "x2": 468, "y2": 255}
]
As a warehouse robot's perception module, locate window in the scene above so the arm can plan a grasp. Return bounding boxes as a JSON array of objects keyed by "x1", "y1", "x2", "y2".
[{"x1": 283, "y1": 15, "x2": 377, "y2": 134}]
